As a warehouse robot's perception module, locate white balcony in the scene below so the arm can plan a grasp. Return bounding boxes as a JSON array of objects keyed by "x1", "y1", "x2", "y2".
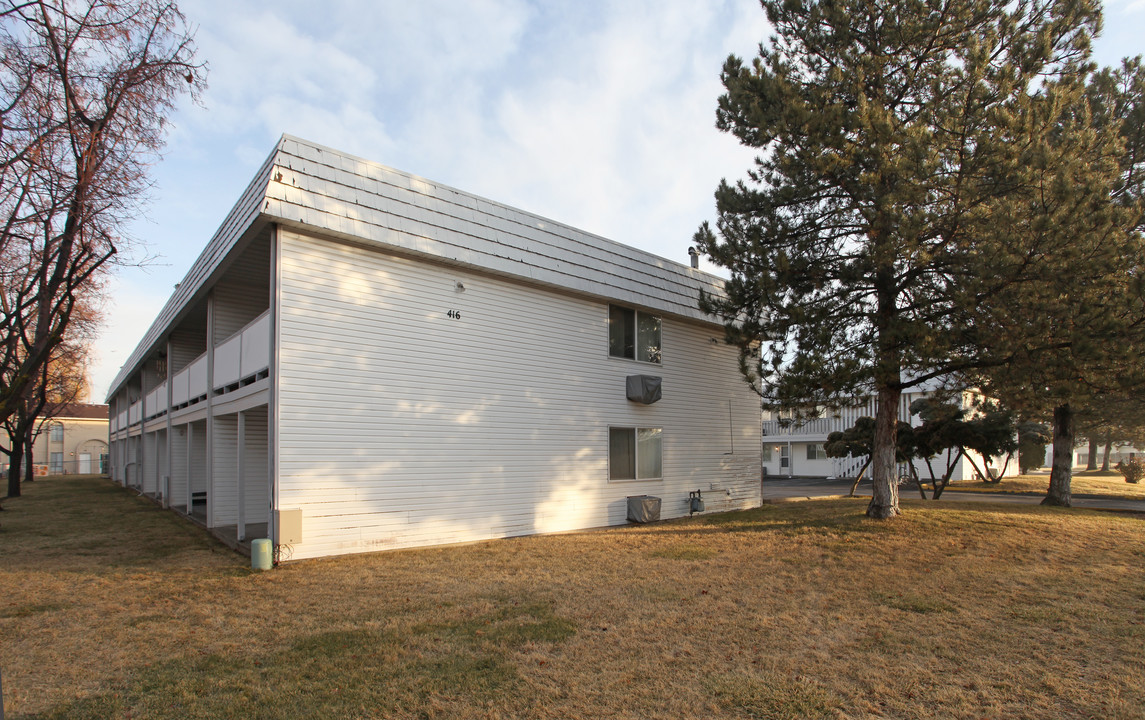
[
  {"x1": 172, "y1": 364, "x2": 190, "y2": 406},
  {"x1": 129, "y1": 401, "x2": 141, "y2": 425},
  {"x1": 118, "y1": 409, "x2": 127, "y2": 429},
  {"x1": 214, "y1": 311, "x2": 270, "y2": 390}
]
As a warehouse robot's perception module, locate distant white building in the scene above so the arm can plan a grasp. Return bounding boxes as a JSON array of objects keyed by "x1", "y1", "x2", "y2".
[
  {"x1": 106, "y1": 136, "x2": 762, "y2": 561},
  {"x1": 762, "y1": 387, "x2": 1020, "y2": 481},
  {"x1": 1071, "y1": 443, "x2": 1144, "y2": 469}
]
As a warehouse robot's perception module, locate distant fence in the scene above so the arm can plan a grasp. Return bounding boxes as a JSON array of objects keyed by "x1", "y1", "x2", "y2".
[{"x1": 1, "y1": 455, "x2": 109, "y2": 478}]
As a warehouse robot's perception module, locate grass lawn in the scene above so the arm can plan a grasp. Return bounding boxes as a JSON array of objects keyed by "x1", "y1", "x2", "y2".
[
  {"x1": 2, "y1": 476, "x2": 1143, "y2": 720},
  {"x1": 947, "y1": 471, "x2": 1145, "y2": 500}
]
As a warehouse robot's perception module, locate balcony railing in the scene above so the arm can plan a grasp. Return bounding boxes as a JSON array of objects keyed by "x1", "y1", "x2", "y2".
[
  {"x1": 144, "y1": 380, "x2": 168, "y2": 419},
  {"x1": 123, "y1": 309, "x2": 270, "y2": 427},
  {"x1": 215, "y1": 310, "x2": 270, "y2": 390}
]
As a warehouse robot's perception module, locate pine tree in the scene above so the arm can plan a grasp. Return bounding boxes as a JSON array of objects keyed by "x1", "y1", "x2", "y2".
[
  {"x1": 696, "y1": 0, "x2": 1104, "y2": 517},
  {"x1": 969, "y1": 58, "x2": 1145, "y2": 506}
]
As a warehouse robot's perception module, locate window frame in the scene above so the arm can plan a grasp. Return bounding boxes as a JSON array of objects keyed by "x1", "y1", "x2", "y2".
[
  {"x1": 607, "y1": 305, "x2": 662, "y2": 365},
  {"x1": 608, "y1": 425, "x2": 664, "y2": 482},
  {"x1": 49, "y1": 423, "x2": 63, "y2": 442},
  {"x1": 806, "y1": 443, "x2": 828, "y2": 461}
]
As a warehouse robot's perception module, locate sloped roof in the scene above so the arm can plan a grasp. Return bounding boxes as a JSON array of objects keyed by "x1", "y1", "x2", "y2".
[
  {"x1": 47, "y1": 403, "x2": 109, "y2": 420},
  {"x1": 108, "y1": 135, "x2": 725, "y2": 398}
]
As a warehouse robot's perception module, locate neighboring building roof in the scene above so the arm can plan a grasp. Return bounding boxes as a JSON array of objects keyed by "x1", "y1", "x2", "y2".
[
  {"x1": 108, "y1": 135, "x2": 726, "y2": 398},
  {"x1": 45, "y1": 403, "x2": 109, "y2": 420}
]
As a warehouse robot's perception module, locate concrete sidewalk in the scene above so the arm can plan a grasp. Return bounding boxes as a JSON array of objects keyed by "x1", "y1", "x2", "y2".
[{"x1": 762, "y1": 476, "x2": 1145, "y2": 512}]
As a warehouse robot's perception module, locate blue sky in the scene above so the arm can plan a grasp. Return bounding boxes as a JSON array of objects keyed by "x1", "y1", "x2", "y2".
[{"x1": 92, "y1": 0, "x2": 1145, "y2": 400}]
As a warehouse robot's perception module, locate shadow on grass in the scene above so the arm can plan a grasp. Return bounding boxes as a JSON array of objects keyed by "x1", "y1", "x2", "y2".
[
  {"x1": 0, "y1": 476, "x2": 238, "y2": 573},
  {"x1": 28, "y1": 599, "x2": 576, "y2": 720}
]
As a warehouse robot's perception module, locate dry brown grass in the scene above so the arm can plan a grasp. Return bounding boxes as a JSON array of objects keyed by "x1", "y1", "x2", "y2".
[
  {"x1": 949, "y1": 471, "x2": 1145, "y2": 499},
  {"x1": 2, "y1": 475, "x2": 1143, "y2": 719}
]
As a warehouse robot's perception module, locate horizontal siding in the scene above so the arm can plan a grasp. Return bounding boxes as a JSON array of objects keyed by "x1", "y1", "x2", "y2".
[
  {"x1": 169, "y1": 328, "x2": 206, "y2": 374},
  {"x1": 142, "y1": 432, "x2": 158, "y2": 495},
  {"x1": 277, "y1": 229, "x2": 760, "y2": 560},
  {"x1": 169, "y1": 425, "x2": 188, "y2": 508},
  {"x1": 242, "y1": 407, "x2": 270, "y2": 525},
  {"x1": 189, "y1": 420, "x2": 207, "y2": 494},
  {"x1": 213, "y1": 232, "x2": 271, "y2": 343},
  {"x1": 211, "y1": 415, "x2": 238, "y2": 526}
]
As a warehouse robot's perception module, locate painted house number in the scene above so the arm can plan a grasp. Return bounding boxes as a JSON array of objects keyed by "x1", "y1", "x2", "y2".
[{"x1": 447, "y1": 309, "x2": 462, "y2": 319}]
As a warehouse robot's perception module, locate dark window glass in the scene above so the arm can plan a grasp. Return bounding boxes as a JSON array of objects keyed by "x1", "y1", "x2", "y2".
[{"x1": 609, "y1": 427, "x2": 635, "y2": 480}]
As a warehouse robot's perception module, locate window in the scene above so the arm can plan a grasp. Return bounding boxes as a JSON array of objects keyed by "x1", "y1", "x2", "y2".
[
  {"x1": 50, "y1": 423, "x2": 63, "y2": 442},
  {"x1": 50, "y1": 452, "x2": 63, "y2": 474},
  {"x1": 609, "y1": 427, "x2": 663, "y2": 480},
  {"x1": 807, "y1": 443, "x2": 828, "y2": 460},
  {"x1": 761, "y1": 444, "x2": 772, "y2": 462},
  {"x1": 608, "y1": 305, "x2": 661, "y2": 363}
]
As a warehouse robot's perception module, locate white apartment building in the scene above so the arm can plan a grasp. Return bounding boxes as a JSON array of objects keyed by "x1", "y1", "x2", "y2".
[
  {"x1": 762, "y1": 387, "x2": 1021, "y2": 481},
  {"x1": 106, "y1": 136, "x2": 762, "y2": 561}
]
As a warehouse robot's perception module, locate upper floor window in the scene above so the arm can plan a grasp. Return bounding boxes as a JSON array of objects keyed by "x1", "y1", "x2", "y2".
[
  {"x1": 49, "y1": 423, "x2": 63, "y2": 442},
  {"x1": 608, "y1": 305, "x2": 661, "y2": 364}
]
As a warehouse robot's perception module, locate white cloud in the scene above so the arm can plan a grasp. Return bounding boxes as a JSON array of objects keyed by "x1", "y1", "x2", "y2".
[{"x1": 96, "y1": 0, "x2": 774, "y2": 394}]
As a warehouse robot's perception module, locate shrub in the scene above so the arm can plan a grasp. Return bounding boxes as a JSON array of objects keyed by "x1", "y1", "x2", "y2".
[{"x1": 1115, "y1": 458, "x2": 1144, "y2": 484}]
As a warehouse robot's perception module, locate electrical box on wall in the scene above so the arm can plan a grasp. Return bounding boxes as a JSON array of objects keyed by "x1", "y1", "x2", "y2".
[{"x1": 276, "y1": 508, "x2": 303, "y2": 545}]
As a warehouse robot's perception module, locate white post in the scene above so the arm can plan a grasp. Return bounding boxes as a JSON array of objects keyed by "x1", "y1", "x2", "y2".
[
  {"x1": 186, "y1": 422, "x2": 194, "y2": 513},
  {"x1": 205, "y1": 291, "x2": 215, "y2": 528},
  {"x1": 237, "y1": 410, "x2": 246, "y2": 542},
  {"x1": 268, "y1": 224, "x2": 280, "y2": 548}
]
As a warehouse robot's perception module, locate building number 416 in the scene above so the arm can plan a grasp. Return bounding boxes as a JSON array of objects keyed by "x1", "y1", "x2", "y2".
[{"x1": 447, "y1": 309, "x2": 462, "y2": 319}]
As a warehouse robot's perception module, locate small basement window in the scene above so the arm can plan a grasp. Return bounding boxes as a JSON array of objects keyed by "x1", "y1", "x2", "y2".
[
  {"x1": 609, "y1": 305, "x2": 661, "y2": 363},
  {"x1": 609, "y1": 427, "x2": 663, "y2": 481}
]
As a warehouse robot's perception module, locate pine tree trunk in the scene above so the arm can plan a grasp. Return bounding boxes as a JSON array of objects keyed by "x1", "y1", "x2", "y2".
[
  {"x1": 7, "y1": 441, "x2": 23, "y2": 498},
  {"x1": 1101, "y1": 439, "x2": 1112, "y2": 472},
  {"x1": 866, "y1": 384, "x2": 901, "y2": 518},
  {"x1": 1086, "y1": 437, "x2": 1098, "y2": 470},
  {"x1": 1042, "y1": 404, "x2": 1073, "y2": 507}
]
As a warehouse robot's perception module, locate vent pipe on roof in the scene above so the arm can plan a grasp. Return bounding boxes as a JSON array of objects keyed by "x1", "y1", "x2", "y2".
[{"x1": 687, "y1": 246, "x2": 699, "y2": 269}]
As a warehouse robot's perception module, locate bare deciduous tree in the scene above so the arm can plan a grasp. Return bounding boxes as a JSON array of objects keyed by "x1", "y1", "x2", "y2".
[{"x1": 0, "y1": 0, "x2": 203, "y2": 497}]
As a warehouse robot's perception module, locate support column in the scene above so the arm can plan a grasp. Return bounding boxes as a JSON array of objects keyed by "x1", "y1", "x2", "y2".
[
  {"x1": 164, "y1": 340, "x2": 174, "y2": 508},
  {"x1": 269, "y1": 224, "x2": 280, "y2": 548},
  {"x1": 237, "y1": 410, "x2": 246, "y2": 542},
  {"x1": 205, "y1": 291, "x2": 215, "y2": 527},
  {"x1": 185, "y1": 422, "x2": 194, "y2": 512}
]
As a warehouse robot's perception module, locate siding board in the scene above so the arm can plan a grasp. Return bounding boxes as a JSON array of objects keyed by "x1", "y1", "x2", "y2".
[
  {"x1": 278, "y1": 229, "x2": 759, "y2": 560},
  {"x1": 242, "y1": 407, "x2": 270, "y2": 525},
  {"x1": 211, "y1": 415, "x2": 238, "y2": 526}
]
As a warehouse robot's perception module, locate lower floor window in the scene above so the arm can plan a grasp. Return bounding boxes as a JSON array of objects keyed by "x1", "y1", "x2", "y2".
[
  {"x1": 806, "y1": 443, "x2": 828, "y2": 460},
  {"x1": 50, "y1": 452, "x2": 64, "y2": 473},
  {"x1": 609, "y1": 427, "x2": 662, "y2": 480}
]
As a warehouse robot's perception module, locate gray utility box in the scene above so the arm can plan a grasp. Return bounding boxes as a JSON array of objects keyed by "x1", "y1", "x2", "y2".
[{"x1": 627, "y1": 495, "x2": 662, "y2": 523}]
